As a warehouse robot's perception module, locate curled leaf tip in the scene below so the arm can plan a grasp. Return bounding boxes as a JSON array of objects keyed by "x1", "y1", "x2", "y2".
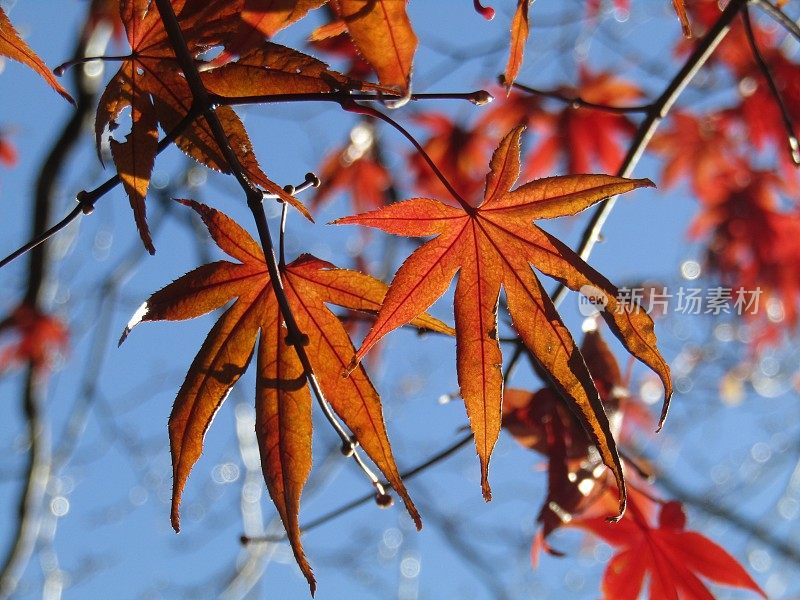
[
  {"x1": 118, "y1": 302, "x2": 148, "y2": 346},
  {"x1": 481, "y1": 476, "x2": 492, "y2": 502},
  {"x1": 606, "y1": 493, "x2": 627, "y2": 523},
  {"x1": 656, "y1": 393, "x2": 672, "y2": 432},
  {"x1": 170, "y1": 509, "x2": 181, "y2": 533}
]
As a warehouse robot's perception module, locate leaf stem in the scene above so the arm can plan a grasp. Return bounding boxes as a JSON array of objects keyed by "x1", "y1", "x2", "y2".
[
  {"x1": 211, "y1": 89, "x2": 492, "y2": 107},
  {"x1": 341, "y1": 99, "x2": 475, "y2": 212},
  {"x1": 53, "y1": 54, "x2": 131, "y2": 76}
]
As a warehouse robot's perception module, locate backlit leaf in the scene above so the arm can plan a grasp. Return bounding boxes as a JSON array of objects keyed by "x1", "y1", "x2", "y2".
[{"x1": 335, "y1": 126, "x2": 671, "y2": 514}]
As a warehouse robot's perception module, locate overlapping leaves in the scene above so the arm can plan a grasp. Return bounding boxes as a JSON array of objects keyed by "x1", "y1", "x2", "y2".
[
  {"x1": 120, "y1": 200, "x2": 452, "y2": 593},
  {"x1": 97, "y1": 0, "x2": 371, "y2": 253},
  {"x1": 336, "y1": 125, "x2": 672, "y2": 514}
]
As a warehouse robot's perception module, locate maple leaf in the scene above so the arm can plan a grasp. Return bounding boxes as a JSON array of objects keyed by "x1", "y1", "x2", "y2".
[
  {"x1": 121, "y1": 200, "x2": 453, "y2": 593},
  {"x1": 408, "y1": 113, "x2": 494, "y2": 201},
  {"x1": 573, "y1": 492, "x2": 766, "y2": 599},
  {"x1": 330, "y1": 0, "x2": 417, "y2": 94},
  {"x1": 242, "y1": 0, "x2": 327, "y2": 39},
  {"x1": 97, "y1": 0, "x2": 309, "y2": 254},
  {"x1": 504, "y1": 0, "x2": 530, "y2": 89},
  {"x1": 503, "y1": 326, "x2": 654, "y2": 553},
  {"x1": 335, "y1": 126, "x2": 672, "y2": 513},
  {"x1": 690, "y1": 170, "x2": 800, "y2": 341},
  {"x1": 313, "y1": 131, "x2": 392, "y2": 213},
  {"x1": 650, "y1": 111, "x2": 743, "y2": 205},
  {"x1": 308, "y1": 19, "x2": 374, "y2": 81},
  {"x1": 0, "y1": 129, "x2": 17, "y2": 167},
  {"x1": 0, "y1": 303, "x2": 69, "y2": 374},
  {"x1": 524, "y1": 67, "x2": 641, "y2": 177},
  {"x1": 200, "y1": 41, "x2": 388, "y2": 98},
  {"x1": 0, "y1": 7, "x2": 74, "y2": 103}
]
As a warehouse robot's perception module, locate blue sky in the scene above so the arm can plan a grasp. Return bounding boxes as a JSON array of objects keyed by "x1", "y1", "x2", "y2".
[{"x1": 0, "y1": 1, "x2": 797, "y2": 598}]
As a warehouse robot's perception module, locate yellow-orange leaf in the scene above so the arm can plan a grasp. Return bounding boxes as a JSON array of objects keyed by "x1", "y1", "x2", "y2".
[
  {"x1": 121, "y1": 200, "x2": 453, "y2": 591},
  {"x1": 335, "y1": 126, "x2": 672, "y2": 515},
  {"x1": 256, "y1": 297, "x2": 315, "y2": 593},
  {"x1": 242, "y1": 0, "x2": 327, "y2": 37},
  {"x1": 110, "y1": 79, "x2": 159, "y2": 254},
  {"x1": 201, "y1": 42, "x2": 391, "y2": 97},
  {"x1": 96, "y1": 0, "x2": 243, "y2": 250},
  {"x1": 0, "y1": 7, "x2": 73, "y2": 103},
  {"x1": 332, "y1": 0, "x2": 417, "y2": 93},
  {"x1": 503, "y1": 0, "x2": 530, "y2": 89}
]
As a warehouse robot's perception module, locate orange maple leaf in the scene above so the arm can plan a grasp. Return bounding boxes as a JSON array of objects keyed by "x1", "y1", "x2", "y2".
[
  {"x1": 573, "y1": 492, "x2": 766, "y2": 599},
  {"x1": 0, "y1": 7, "x2": 74, "y2": 103},
  {"x1": 330, "y1": 0, "x2": 417, "y2": 95},
  {"x1": 96, "y1": 0, "x2": 308, "y2": 254},
  {"x1": 120, "y1": 200, "x2": 453, "y2": 593},
  {"x1": 504, "y1": 0, "x2": 531, "y2": 89},
  {"x1": 335, "y1": 126, "x2": 672, "y2": 514}
]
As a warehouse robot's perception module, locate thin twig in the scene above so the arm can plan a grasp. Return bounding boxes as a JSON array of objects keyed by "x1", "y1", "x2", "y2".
[
  {"x1": 212, "y1": 89, "x2": 492, "y2": 107},
  {"x1": 0, "y1": 109, "x2": 198, "y2": 272},
  {"x1": 753, "y1": 0, "x2": 800, "y2": 44},
  {"x1": 509, "y1": 78, "x2": 655, "y2": 114},
  {"x1": 742, "y1": 4, "x2": 800, "y2": 165}
]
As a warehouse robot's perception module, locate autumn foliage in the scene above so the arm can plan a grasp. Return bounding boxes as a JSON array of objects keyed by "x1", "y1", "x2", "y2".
[{"x1": 2, "y1": 0, "x2": 798, "y2": 596}]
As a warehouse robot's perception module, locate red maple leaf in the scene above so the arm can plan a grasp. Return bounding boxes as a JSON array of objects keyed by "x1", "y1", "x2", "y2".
[
  {"x1": 407, "y1": 113, "x2": 494, "y2": 201},
  {"x1": 524, "y1": 67, "x2": 641, "y2": 177},
  {"x1": 503, "y1": 327, "x2": 655, "y2": 552},
  {"x1": 0, "y1": 303, "x2": 69, "y2": 373},
  {"x1": 313, "y1": 125, "x2": 392, "y2": 214},
  {"x1": 572, "y1": 491, "x2": 766, "y2": 599},
  {"x1": 650, "y1": 111, "x2": 743, "y2": 204},
  {"x1": 689, "y1": 170, "x2": 800, "y2": 340}
]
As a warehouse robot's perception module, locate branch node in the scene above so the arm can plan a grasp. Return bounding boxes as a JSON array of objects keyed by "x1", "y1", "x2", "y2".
[
  {"x1": 284, "y1": 332, "x2": 310, "y2": 348},
  {"x1": 340, "y1": 437, "x2": 359, "y2": 457},
  {"x1": 374, "y1": 490, "x2": 394, "y2": 509},
  {"x1": 76, "y1": 191, "x2": 95, "y2": 215}
]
